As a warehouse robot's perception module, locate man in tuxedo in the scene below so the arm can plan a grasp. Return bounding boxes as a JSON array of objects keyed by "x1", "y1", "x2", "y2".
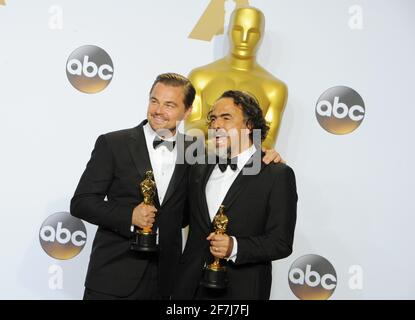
[
  {"x1": 70, "y1": 73, "x2": 196, "y2": 299},
  {"x1": 173, "y1": 90, "x2": 298, "y2": 300},
  {"x1": 71, "y1": 74, "x2": 282, "y2": 300}
]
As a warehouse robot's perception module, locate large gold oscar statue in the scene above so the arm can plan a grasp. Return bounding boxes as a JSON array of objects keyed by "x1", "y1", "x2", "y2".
[{"x1": 185, "y1": 6, "x2": 288, "y2": 149}]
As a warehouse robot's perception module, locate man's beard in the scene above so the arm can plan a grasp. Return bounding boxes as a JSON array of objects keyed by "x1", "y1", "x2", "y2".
[
  {"x1": 151, "y1": 120, "x2": 177, "y2": 138},
  {"x1": 215, "y1": 144, "x2": 231, "y2": 159}
]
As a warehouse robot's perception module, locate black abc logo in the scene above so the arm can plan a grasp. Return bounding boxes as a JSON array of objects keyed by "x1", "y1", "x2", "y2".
[
  {"x1": 316, "y1": 86, "x2": 365, "y2": 134},
  {"x1": 288, "y1": 254, "x2": 337, "y2": 300},
  {"x1": 66, "y1": 45, "x2": 114, "y2": 93},
  {"x1": 39, "y1": 212, "x2": 87, "y2": 260}
]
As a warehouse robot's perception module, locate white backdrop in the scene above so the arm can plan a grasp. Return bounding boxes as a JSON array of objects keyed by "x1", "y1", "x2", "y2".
[{"x1": 0, "y1": 0, "x2": 414, "y2": 299}]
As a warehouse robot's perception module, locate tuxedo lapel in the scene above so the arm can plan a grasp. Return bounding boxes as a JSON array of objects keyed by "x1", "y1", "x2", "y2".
[
  {"x1": 127, "y1": 120, "x2": 160, "y2": 207},
  {"x1": 196, "y1": 163, "x2": 216, "y2": 232},
  {"x1": 221, "y1": 150, "x2": 266, "y2": 217},
  {"x1": 161, "y1": 133, "x2": 188, "y2": 206},
  {"x1": 161, "y1": 164, "x2": 186, "y2": 207}
]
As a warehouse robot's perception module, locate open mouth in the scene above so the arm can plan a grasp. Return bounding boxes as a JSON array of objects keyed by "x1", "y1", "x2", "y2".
[{"x1": 214, "y1": 132, "x2": 228, "y2": 145}]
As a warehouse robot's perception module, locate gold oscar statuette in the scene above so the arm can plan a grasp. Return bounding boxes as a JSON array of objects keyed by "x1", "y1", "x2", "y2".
[
  {"x1": 201, "y1": 205, "x2": 229, "y2": 289},
  {"x1": 130, "y1": 171, "x2": 158, "y2": 252}
]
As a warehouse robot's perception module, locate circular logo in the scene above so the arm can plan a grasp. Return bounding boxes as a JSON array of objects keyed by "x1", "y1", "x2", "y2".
[
  {"x1": 316, "y1": 86, "x2": 365, "y2": 134},
  {"x1": 66, "y1": 45, "x2": 114, "y2": 93},
  {"x1": 39, "y1": 212, "x2": 87, "y2": 260},
  {"x1": 288, "y1": 254, "x2": 337, "y2": 300}
]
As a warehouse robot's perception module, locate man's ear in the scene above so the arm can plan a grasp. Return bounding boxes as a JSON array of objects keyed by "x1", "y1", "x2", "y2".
[
  {"x1": 183, "y1": 105, "x2": 193, "y2": 120},
  {"x1": 246, "y1": 120, "x2": 253, "y2": 135}
]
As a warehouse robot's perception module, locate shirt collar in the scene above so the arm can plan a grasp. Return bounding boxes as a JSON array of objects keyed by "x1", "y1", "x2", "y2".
[{"x1": 232, "y1": 144, "x2": 257, "y2": 170}]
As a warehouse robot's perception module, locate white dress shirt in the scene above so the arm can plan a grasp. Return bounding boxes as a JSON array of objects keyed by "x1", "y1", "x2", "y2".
[
  {"x1": 133, "y1": 122, "x2": 178, "y2": 241},
  {"x1": 205, "y1": 144, "x2": 257, "y2": 262},
  {"x1": 143, "y1": 122, "x2": 177, "y2": 205}
]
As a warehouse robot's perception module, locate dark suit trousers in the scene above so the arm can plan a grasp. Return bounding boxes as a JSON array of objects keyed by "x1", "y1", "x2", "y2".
[{"x1": 83, "y1": 259, "x2": 160, "y2": 300}]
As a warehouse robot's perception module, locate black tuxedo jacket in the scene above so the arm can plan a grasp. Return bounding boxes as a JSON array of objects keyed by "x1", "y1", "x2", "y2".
[
  {"x1": 173, "y1": 151, "x2": 298, "y2": 299},
  {"x1": 70, "y1": 120, "x2": 191, "y2": 297}
]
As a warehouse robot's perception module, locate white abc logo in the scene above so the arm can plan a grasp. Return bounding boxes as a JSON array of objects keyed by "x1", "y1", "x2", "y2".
[
  {"x1": 40, "y1": 222, "x2": 86, "y2": 247},
  {"x1": 289, "y1": 264, "x2": 337, "y2": 290},
  {"x1": 66, "y1": 45, "x2": 114, "y2": 93},
  {"x1": 67, "y1": 55, "x2": 113, "y2": 80},
  {"x1": 316, "y1": 96, "x2": 364, "y2": 121}
]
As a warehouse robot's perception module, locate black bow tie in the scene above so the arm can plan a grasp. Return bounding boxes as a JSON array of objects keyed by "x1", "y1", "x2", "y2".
[
  {"x1": 153, "y1": 137, "x2": 176, "y2": 151},
  {"x1": 217, "y1": 157, "x2": 238, "y2": 173}
]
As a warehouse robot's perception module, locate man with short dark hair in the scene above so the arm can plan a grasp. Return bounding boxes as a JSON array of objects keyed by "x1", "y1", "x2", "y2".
[{"x1": 173, "y1": 90, "x2": 298, "y2": 300}]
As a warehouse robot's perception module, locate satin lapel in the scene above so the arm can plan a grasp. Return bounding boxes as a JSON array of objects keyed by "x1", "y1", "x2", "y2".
[
  {"x1": 197, "y1": 163, "x2": 216, "y2": 232},
  {"x1": 221, "y1": 150, "x2": 266, "y2": 217},
  {"x1": 161, "y1": 133, "x2": 188, "y2": 206},
  {"x1": 127, "y1": 120, "x2": 160, "y2": 207}
]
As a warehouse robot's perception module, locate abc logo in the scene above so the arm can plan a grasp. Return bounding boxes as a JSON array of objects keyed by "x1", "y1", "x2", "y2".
[
  {"x1": 288, "y1": 254, "x2": 337, "y2": 300},
  {"x1": 66, "y1": 45, "x2": 114, "y2": 93},
  {"x1": 39, "y1": 212, "x2": 87, "y2": 260},
  {"x1": 316, "y1": 86, "x2": 365, "y2": 134}
]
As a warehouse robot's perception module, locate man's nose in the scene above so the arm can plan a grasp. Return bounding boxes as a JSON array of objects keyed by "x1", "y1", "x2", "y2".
[
  {"x1": 212, "y1": 118, "x2": 224, "y2": 130},
  {"x1": 154, "y1": 103, "x2": 165, "y2": 114}
]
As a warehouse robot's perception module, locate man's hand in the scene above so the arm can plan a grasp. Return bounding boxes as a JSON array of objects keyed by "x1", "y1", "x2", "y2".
[
  {"x1": 132, "y1": 203, "x2": 157, "y2": 229},
  {"x1": 207, "y1": 233, "x2": 233, "y2": 259},
  {"x1": 262, "y1": 147, "x2": 285, "y2": 164}
]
